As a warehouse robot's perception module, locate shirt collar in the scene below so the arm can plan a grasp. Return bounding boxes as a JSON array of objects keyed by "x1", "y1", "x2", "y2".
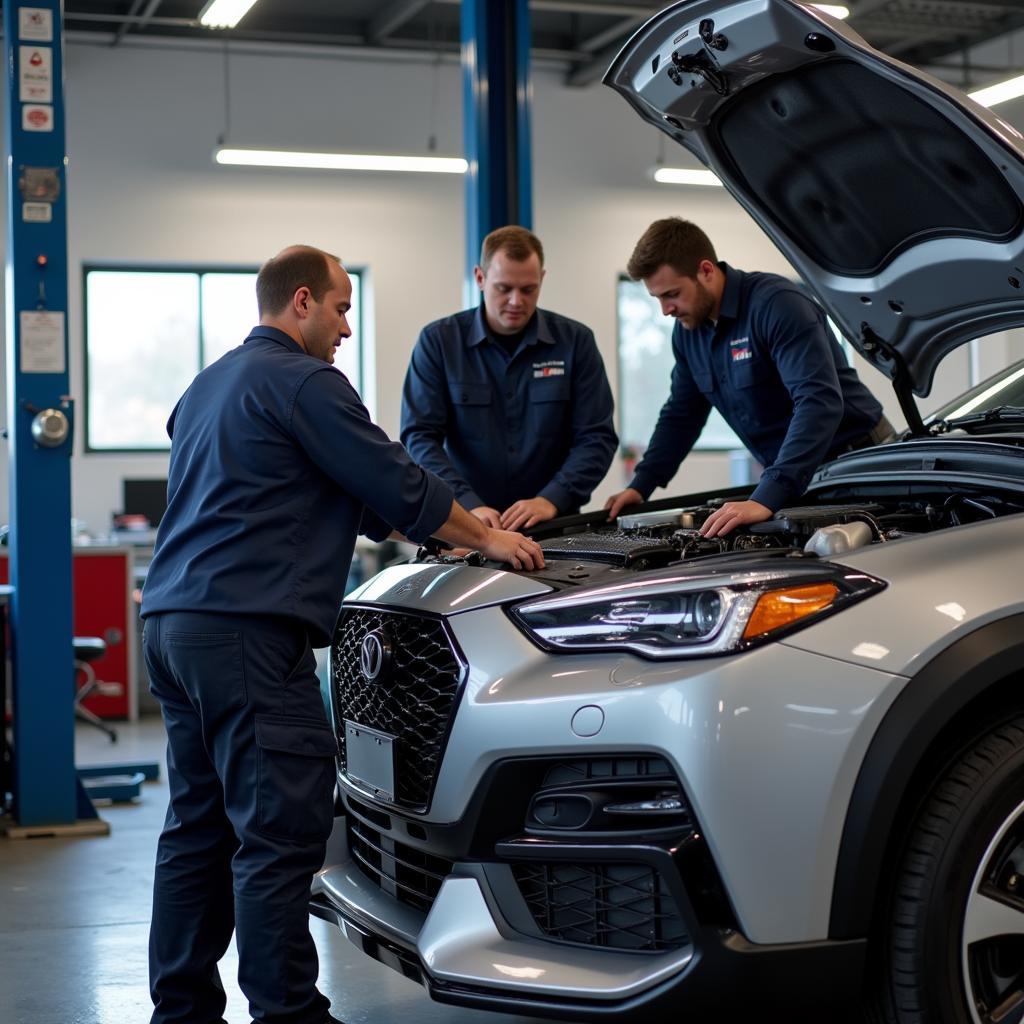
[
  {"x1": 716, "y1": 263, "x2": 744, "y2": 323},
  {"x1": 244, "y1": 325, "x2": 305, "y2": 354},
  {"x1": 467, "y1": 304, "x2": 556, "y2": 348}
]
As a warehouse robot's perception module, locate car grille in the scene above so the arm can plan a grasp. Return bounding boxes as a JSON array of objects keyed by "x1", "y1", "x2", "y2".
[
  {"x1": 333, "y1": 607, "x2": 463, "y2": 811},
  {"x1": 347, "y1": 817, "x2": 453, "y2": 914},
  {"x1": 512, "y1": 862, "x2": 688, "y2": 951}
]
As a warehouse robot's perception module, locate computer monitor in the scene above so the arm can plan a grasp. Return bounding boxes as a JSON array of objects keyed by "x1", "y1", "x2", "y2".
[{"x1": 121, "y1": 478, "x2": 168, "y2": 528}]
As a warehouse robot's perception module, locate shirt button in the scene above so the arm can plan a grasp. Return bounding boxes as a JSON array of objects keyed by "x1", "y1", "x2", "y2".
[
  {"x1": 507, "y1": 445, "x2": 515, "y2": 453},
  {"x1": 461, "y1": 392, "x2": 468, "y2": 401}
]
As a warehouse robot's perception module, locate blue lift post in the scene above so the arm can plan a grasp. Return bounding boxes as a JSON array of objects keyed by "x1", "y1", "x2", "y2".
[
  {"x1": 461, "y1": 0, "x2": 533, "y2": 298},
  {"x1": 3, "y1": 1, "x2": 104, "y2": 833}
]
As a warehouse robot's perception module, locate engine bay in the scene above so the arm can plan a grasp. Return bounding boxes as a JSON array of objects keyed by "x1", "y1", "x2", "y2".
[{"x1": 416, "y1": 487, "x2": 1024, "y2": 588}]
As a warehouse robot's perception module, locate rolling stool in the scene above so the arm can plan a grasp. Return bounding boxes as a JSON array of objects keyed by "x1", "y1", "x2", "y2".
[{"x1": 74, "y1": 636, "x2": 118, "y2": 743}]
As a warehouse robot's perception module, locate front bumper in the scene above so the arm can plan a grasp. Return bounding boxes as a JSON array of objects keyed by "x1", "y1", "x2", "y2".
[
  {"x1": 311, "y1": 813, "x2": 866, "y2": 1018},
  {"x1": 316, "y1": 596, "x2": 898, "y2": 1016}
]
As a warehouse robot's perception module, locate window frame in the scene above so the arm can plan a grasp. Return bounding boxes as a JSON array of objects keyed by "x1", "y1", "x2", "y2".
[{"x1": 81, "y1": 262, "x2": 364, "y2": 453}]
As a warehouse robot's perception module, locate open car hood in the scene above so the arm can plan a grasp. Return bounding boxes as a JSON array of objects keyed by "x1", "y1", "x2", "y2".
[{"x1": 604, "y1": 0, "x2": 1024, "y2": 402}]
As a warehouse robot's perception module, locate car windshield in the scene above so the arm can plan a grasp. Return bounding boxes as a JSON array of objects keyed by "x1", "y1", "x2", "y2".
[{"x1": 927, "y1": 359, "x2": 1024, "y2": 425}]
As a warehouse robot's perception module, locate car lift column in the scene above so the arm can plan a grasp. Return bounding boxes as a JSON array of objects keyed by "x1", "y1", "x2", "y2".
[
  {"x1": 461, "y1": 0, "x2": 533, "y2": 295},
  {"x1": 3, "y1": 1, "x2": 97, "y2": 831}
]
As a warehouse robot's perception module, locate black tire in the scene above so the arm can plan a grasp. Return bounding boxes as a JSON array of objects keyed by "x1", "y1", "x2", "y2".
[{"x1": 877, "y1": 717, "x2": 1024, "y2": 1024}]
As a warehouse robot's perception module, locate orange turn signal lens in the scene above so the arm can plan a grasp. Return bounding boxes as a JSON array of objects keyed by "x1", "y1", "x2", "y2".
[{"x1": 742, "y1": 582, "x2": 840, "y2": 640}]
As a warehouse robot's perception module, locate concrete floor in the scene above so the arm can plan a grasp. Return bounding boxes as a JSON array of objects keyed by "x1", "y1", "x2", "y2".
[{"x1": 0, "y1": 717, "x2": 546, "y2": 1024}]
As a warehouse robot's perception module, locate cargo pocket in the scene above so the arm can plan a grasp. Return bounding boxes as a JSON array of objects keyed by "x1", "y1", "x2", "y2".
[{"x1": 255, "y1": 715, "x2": 338, "y2": 843}]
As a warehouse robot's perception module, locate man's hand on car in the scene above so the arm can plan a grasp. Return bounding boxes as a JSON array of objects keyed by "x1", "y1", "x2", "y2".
[
  {"x1": 700, "y1": 499, "x2": 772, "y2": 538},
  {"x1": 471, "y1": 505, "x2": 503, "y2": 528},
  {"x1": 501, "y1": 496, "x2": 558, "y2": 532},
  {"x1": 480, "y1": 529, "x2": 546, "y2": 570},
  {"x1": 605, "y1": 487, "x2": 644, "y2": 521}
]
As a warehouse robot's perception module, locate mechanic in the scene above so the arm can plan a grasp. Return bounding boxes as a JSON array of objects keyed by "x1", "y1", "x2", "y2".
[
  {"x1": 401, "y1": 225, "x2": 617, "y2": 532},
  {"x1": 140, "y1": 245, "x2": 544, "y2": 1024},
  {"x1": 606, "y1": 217, "x2": 893, "y2": 537}
]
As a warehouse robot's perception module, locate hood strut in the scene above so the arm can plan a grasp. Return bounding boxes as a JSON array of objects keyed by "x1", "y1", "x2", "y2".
[{"x1": 860, "y1": 325, "x2": 927, "y2": 436}]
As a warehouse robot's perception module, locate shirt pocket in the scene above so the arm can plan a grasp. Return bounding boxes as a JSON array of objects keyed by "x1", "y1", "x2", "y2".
[
  {"x1": 528, "y1": 378, "x2": 571, "y2": 433},
  {"x1": 529, "y1": 378, "x2": 571, "y2": 403},
  {"x1": 729, "y1": 355, "x2": 767, "y2": 390},
  {"x1": 449, "y1": 381, "x2": 492, "y2": 408}
]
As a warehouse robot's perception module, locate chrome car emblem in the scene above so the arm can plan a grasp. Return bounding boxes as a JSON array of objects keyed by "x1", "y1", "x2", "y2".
[{"x1": 359, "y1": 629, "x2": 392, "y2": 683}]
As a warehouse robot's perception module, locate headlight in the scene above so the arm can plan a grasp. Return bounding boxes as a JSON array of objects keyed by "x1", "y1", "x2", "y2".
[{"x1": 511, "y1": 567, "x2": 884, "y2": 659}]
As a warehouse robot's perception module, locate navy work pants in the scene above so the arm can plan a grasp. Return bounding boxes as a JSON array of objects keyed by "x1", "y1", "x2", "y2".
[{"x1": 144, "y1": 611, "x2": 337, "y2": 1024}]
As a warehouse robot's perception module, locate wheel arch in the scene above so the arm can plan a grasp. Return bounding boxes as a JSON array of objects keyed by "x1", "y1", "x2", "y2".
[{"x1": 829, "y1": 614, "x2": 1024, "y2": 939}]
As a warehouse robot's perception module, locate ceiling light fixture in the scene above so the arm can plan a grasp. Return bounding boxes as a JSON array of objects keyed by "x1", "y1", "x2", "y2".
[
  {"x1": 199, "y1": 0, "x2": 260, "y2": 30},
  {"x1": 968, "y1": 74, "x2": 1024, "y2": 109},
  {"x1": 653, "y1": 167, "x2": 723, "y2": 186},
  {"x1": 215, "y1": 147, "x2": 468, "y2": 174},
  {"x1": 811, "y1": 4, "x2": 850, "y2": 19}
]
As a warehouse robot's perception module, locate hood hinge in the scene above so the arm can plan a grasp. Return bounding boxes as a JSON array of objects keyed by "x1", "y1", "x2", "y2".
[{"x1": 859, "y1": 324, "x2": 927, "y2": 436}]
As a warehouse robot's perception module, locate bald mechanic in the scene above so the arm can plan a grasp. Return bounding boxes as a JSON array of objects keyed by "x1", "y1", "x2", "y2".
[
  {"x1": 401, "y1": 225, "x2": 617, "y2": 532},
  {"x1": 606, "y1": 218, "x2": 891, "y2": 536},
  {"x1": 140, "y1": 245, "x2": 543, "y2": 1024}
]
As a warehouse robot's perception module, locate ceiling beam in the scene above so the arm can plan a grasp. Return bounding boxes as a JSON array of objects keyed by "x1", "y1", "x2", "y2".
[
  {"x1": 579, "y1": 12, "x2": 650, "y2": 53},
  {"x1": 368, "y1": 0, "x2": 432, "y2": 44},
  {"x1": 432, "y1": 0, "x2": 654, "y2": 15},
  {"x1": 113, "y1": 0, "x2": 147, "y2": 46}
]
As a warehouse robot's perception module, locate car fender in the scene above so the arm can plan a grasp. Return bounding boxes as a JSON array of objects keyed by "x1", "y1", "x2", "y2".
[{"x1": 829, "y1": 613, "x2": 1024, "y2": 938}]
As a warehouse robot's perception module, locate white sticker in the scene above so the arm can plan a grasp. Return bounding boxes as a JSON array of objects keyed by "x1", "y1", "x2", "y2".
[
  {"x1": 19, "y1": 8, "x2": 53, "y2": 42},
  {"x1": 20, "y1": 311, "x2": 66, "y2": 374},
  {"x1": 22, "y1": 202, "x2": 52, "y2": 222},
  {"x1": 22, "y1": 104, "x2": 53, "y2": 132},
  {"x1": 19, "y1": 46, "x2": 52, "y2": 103}
]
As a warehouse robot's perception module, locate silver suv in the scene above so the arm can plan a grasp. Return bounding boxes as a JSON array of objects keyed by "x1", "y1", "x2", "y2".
[{"x1": 312, "y1": 3, "x2": 1024, "y2": 1021}]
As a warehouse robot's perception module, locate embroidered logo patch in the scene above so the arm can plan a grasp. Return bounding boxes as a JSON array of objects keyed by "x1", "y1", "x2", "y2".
[
  {"x1": 533, "y1": 359, "x2": 566, "y2": 378},
  {"x1": 730, "y1": 336, "x2": 752, "y2": 362}
]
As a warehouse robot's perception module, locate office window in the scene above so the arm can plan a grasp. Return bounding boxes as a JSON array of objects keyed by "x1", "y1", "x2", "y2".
[
  {"x1": 617, "y1": 276, "x2": 739, "y2": 456},
  {"x1": 84, "y1": 265, "x2": 363, "y2": 451}
]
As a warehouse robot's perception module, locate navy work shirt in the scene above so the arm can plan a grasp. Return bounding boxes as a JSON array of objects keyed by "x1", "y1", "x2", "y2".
[
  {"x1": 630, "y1": 265, "x2": 884, "y2": 511},
  {"x1": 400, "y1": 305, "x2": 617, "y2": 514},
  {"x1": 141, "y1": 327, "x2": 453, "y2": 647}
]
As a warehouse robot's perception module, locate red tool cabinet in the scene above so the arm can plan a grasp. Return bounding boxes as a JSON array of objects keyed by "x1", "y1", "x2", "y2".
[{"x1": 0, "y1": 546, "x2": 136, "y2": 720}]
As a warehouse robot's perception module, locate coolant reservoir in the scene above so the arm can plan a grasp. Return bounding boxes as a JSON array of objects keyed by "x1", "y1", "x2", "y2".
[{"x1": 804, "y1": 521, "x2": 873, "y2": 556}]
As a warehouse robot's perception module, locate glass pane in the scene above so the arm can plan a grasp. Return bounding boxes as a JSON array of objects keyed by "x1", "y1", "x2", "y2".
[
  {"x1": 201, "y1": 273, "x2": 259, "y2": 366},
  {"x1": 86, "y1": 271, "x2": 199, "y2": 449},
  {"x1": 337, "y1": 269, "x2": 362, "y2": 391},
  {"x1": 202, "y1": 269, "x2": 362, "y2": 389},
  {"x1": 616, "y1": 278, "x2": 740, "y2": 454}
]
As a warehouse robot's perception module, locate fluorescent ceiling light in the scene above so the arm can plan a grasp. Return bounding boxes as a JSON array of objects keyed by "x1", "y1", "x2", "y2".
[
  {"x1": 968, "y1": 74, "x2": 1024, "y2": 108},
  {"x1": 199, "y1": 0, "x2": 260, "y2": 29},
  {"x1": 653, "y1": 167, "x2": 723, "y2": 187},
  {"x1": 215, "y1": 147, "x2": 469, "y2": 174},
  {"x1": 811, "y1": 4, "x2": 850, "y2": 18}
]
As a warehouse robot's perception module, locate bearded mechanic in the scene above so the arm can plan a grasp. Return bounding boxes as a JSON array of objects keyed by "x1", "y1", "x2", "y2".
[{"x1": 606, "y1": 218, "x2": 892, "y2": 537}]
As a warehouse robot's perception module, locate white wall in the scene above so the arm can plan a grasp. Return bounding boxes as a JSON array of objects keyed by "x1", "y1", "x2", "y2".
[{"x1": 3, "y1": 36, "x2": 1024, "y2": 531}]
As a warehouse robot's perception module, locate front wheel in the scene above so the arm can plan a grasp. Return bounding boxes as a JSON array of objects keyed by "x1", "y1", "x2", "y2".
[{"x1": 879, "y1": 718, "x2": 1024, "y2": 1024}]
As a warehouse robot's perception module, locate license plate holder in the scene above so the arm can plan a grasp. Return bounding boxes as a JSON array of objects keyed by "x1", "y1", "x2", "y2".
[{"x1": 344, "y1": 721, "x2": 396, "y2": 802}]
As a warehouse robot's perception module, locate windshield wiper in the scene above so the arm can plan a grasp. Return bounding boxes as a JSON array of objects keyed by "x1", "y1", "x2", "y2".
[{"x1": 930, "y1": 405, "x2": 1024, "y2": 434}]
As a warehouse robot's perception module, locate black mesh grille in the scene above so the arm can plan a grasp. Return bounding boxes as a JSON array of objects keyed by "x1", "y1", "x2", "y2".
[
  {"x1": 513, "y1": 862, "x2": 688, "y2": 951},
  {"x1": 332, "y1": 607, "x2": 463, "y2": 810},
  {"x1": 541, "y1": 756, "x2": 676, "y2": 787},
  {"x1": 348, "y1": 818, "x2": 454, "y2": 914}
]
